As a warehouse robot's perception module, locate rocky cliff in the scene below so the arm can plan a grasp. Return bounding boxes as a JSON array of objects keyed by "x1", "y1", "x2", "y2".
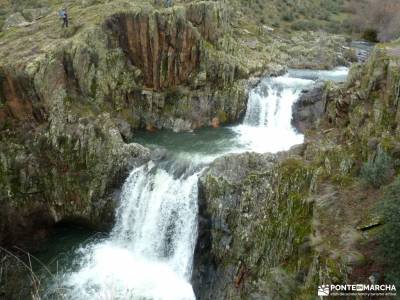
[
  {"x1": 194, "y1": 152, "x2": 315, "y2": 299},
  {"x1": 193, "y1": 43, "x2": 400, "y2": 299},
  {"x1": 0, "y1": 0, "x2": 249, "y2": 247}
]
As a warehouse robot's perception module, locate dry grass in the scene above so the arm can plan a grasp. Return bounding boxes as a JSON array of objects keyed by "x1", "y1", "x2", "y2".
[
  {"x1": 310, "y1": 181, "x2": 382, "y2": 281},
  {"x1": 0, "y1": 246, "x2": 69, "y2": 300},
  {"x1": 0, "y1": 0, "x2": 167, "y2": 64}
]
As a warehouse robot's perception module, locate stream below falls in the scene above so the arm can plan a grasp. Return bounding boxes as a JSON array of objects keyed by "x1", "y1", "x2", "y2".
[{"x1": 38, "y1": 67, "x2": 349, "y2": 300}]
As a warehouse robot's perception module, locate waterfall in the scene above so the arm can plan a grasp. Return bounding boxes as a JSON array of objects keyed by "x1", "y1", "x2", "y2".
[
  {"x1": 43, "y1": 67, "x2": 349, "y2": 300},
  {"x1": 234, "y1": 75, "x2": 314, "y2": 153},
  {"x1": 54, "y1": 162, "x2": 200, "y2": 300},
  {"x1": 112, "y1": 162, "x2": 199, "y2": 279}
]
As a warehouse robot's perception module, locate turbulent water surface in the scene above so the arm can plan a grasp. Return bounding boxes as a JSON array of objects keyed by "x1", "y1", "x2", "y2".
[{"x1": 40, "y1": 67, "x2": 348, "y2": 299}]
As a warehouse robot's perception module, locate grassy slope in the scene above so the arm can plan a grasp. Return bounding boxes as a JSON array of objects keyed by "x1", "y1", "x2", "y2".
[
  {"x1": 0, "y1": 0, "x2": 354, "y2": 64},
  {"x1": 0, "y1": 0, "x2": 158, "y2": 63}
]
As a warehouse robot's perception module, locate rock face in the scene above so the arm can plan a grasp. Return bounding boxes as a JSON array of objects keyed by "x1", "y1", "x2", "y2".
[
  {"x1": 0, "y1": 110, "x2": 150, "y2": 247},
  {"x1": 194, "y1": 153, "x2": 315, "y2": 299},
  {"x1": 106, "y1": 12, "x2": 202, "y2": 91},
  {"x1": 291, "y1": 83, "x2": 327, "y2": 133}
]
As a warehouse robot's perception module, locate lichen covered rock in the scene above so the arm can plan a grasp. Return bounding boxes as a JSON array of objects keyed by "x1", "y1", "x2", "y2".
[{"x1": 194, "y1": 153, "x2": 315, "y2": 299}]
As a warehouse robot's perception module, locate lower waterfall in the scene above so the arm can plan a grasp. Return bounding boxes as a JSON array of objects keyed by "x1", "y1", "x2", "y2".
[{"x1": 49, "y1": 162, "x2": 201, "y2": 300}]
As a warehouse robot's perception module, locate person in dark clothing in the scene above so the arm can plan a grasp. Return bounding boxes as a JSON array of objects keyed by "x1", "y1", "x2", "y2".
[{"x1": 60, "y1": 8, "x2": 68, "y2": 28}]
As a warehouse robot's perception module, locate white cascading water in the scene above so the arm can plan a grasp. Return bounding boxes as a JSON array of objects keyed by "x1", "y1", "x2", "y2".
[
  {"x1": 57, "y1": 162, "x2": 201, "y2": 300},
  {"x1": 47, "y1": 67, "x2": 348, "y2": 300},
  {"x1": 233, "y1": 75, "x2": 314, "y2": 153}
]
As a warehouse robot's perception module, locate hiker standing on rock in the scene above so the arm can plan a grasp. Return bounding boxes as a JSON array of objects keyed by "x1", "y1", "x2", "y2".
[{"x1": 59, "y1": 8, "x2": 68, "y2": 28}]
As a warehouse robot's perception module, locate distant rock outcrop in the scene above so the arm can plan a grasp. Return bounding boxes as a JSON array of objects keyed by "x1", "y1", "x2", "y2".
[{"x1": 2, "y1": 13, "x2": 31, "y2": 30}]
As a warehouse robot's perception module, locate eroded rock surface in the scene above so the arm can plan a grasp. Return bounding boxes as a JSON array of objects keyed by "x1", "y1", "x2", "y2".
[
  {"x1": 194, "y1": 153, "x2": 314, "y2": 299},
  {"x1": 291, "y1": 83, "x2": 326, "y2": 133}
]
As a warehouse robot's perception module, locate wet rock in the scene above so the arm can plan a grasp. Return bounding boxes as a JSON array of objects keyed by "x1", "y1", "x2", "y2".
[
  {"x1": 114, "y1": 118, "x2": 134, "y2": 141},
  {"x1": 292, "y1": 83, "x2": 326, "y2": 133},
  {"x1": 211, "y1": 117, "x2": 220, "y2": 128}
]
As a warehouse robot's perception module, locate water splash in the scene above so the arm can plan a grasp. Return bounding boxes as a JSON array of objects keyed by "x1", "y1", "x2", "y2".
[{"x1": 53, "y1": 163, "x2": 200, "y2": 300}]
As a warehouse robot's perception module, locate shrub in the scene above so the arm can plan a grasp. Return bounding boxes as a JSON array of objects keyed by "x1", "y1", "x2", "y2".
[
  {"x1": 290, "y1": 20, "x2": 318, "y2": 31},
  {"x1": 376, "y1": 177, "x2": 400, "y2": 286},
  {"x1": 360, "y1": 149, "x2": 393, "y2": 188},
  {"x1": 282, "y1": 11, "x2": 294, "y2": 22}
]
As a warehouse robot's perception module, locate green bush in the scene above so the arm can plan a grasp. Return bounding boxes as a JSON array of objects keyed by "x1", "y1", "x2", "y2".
[
  {"x1": 290, "y1": 20, "x2": 318, "y2": 31},
  {"x1": 282, "y1": 11, "x2": 294, "y2": 22},
  {"x1": 360, "y1": 150, "x2": 393, "y2": 188},
  {"x1": 376, "y1": 177, "x2": 400, "y2": 286}
]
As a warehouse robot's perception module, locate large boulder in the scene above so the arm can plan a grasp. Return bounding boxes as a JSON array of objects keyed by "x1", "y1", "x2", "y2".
[{"x1": 291, "y1": 83, "x2": 326, "y2": 133}]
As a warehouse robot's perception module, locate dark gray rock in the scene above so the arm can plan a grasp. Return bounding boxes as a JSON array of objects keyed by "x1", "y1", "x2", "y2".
[
  {"x1": 292, "y1": 83, "x2": 326, "y2": 133},
  {"x1": 192, "y1": 152, "x2": 314, "y2": 299}
]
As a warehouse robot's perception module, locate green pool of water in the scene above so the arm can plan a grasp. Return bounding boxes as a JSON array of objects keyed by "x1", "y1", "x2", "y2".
[{"x1": 133, "y1": 126, "x2": 242, "y2": 159}]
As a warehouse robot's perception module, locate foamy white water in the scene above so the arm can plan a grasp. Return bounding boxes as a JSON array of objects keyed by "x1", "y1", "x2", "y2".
[
  {"x1": 54, "y1": 163, "x2": 200, "y2": 300},
  {"x1": 44, "y1": 67, "x2": 349, "y2": 300},
  {"x1": 232, "y1": 75, "x2": 315, "y2": 153}
]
